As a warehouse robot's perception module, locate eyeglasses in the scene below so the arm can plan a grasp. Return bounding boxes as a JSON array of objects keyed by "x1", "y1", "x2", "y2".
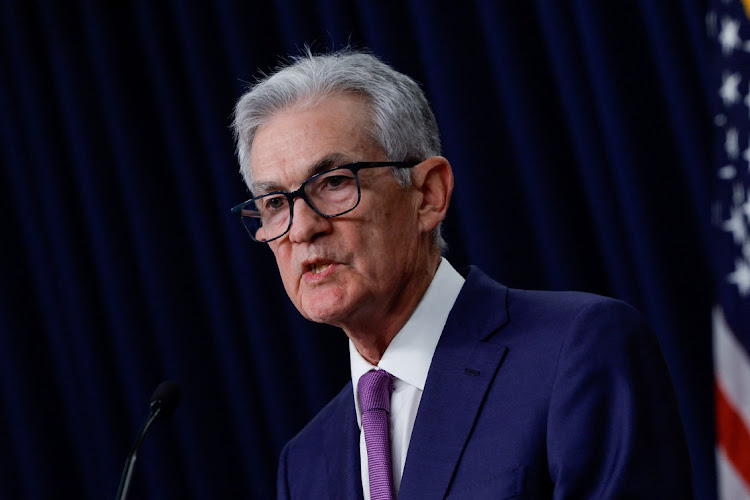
[{"x1": 231, "y1": 161, "x2": 418, "y2": 243}]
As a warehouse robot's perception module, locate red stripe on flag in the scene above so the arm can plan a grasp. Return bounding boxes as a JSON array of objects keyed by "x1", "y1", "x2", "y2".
[{"x1": 715, "y1": 380, "x2": 750, "y2": 488}]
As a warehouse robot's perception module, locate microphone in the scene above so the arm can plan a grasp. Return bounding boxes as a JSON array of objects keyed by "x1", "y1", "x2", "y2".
[{"x1": 116, "y1": 381, "x2": 182, "y2": 500}]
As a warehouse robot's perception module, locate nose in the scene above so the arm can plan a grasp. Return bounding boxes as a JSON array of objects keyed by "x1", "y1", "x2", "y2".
[{"x1": 287, "y1": 197, "x2": 332, "y2": 243}]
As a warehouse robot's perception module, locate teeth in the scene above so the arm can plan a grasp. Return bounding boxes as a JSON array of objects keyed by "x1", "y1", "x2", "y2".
[{"x1": 310, "y1": 263, "x2": 331, "y2": 275}]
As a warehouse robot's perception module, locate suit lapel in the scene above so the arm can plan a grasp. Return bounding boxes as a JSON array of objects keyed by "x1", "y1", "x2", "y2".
[
  {"x1": 323, "y1": 383, "x2": 364, "y2": 500},
  {"x1": 399, "y1": 267, "x2": 510, "y2": 499}
]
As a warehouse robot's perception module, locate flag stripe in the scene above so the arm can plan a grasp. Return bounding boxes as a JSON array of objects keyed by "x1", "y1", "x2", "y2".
[
  {"x1": 715, "y1": 380, "x2": 750, "y2": 490},
  {"x1": 713, "y1": 306, "x2": 750, "y2": 494},
  {"x1": 713, "y1": 306, "x2": 750, "y2": 434},
  {"x1": 717, "y1": 447, "x2": 750, "y2": 500}
]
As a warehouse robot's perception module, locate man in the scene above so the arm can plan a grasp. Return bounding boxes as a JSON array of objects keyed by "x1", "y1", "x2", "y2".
[{"x1": 231, "y1": 49, "x2": 692, "y2": 499}]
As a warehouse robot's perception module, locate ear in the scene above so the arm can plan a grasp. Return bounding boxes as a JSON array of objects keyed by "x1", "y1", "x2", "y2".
[{"x1": 411, "y1": 156, "x2": 454, "y2": 234}]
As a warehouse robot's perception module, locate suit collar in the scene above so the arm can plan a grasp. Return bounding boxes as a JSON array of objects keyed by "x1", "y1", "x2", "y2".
[
  {"x1": 399, "y1": 266, "x2": 510, "y2": 498},
  {"x1": 455, "y1": 265, "x2": 510, "y2": 340}
]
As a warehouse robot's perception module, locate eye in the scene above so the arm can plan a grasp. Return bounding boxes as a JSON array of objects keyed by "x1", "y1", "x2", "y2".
[
  {"x1": 262, "y1": 195, "x2": 287, "y2": 212},
  {"x1": 323, "y1": 175, "x2": 349, "y2": 189}
]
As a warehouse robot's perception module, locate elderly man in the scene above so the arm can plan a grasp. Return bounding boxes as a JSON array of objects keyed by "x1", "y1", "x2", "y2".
[{"x1": 231, "y1": 49, "x2": 692, "y2": 499}]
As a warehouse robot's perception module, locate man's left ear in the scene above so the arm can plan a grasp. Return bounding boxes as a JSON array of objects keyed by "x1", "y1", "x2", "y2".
[{"x1": 412, "y1": 156, "x2": 454, "y2": 233}]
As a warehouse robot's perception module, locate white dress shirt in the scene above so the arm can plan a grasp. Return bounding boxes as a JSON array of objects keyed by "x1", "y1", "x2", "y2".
[{"x1": 349, "y1": 258, "x2": 465, "y2": 499}]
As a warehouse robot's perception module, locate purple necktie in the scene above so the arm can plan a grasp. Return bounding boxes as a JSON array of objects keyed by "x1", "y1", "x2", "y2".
[{"x1": 359, "y1": 369, "x2": 395, "y2": 500}]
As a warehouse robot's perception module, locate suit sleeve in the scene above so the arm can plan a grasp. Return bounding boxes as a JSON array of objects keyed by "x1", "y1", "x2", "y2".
[{"x1": 546, "y1": 299, "x2": 692, "y2": 499}]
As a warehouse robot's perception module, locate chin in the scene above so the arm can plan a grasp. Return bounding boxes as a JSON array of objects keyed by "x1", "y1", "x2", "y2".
[
  {"x1": 302, "y1": 309, "x2": 346, "y2": 327},
  {"x1": 298, "y1": 295, "x2": 351, "y2": 326}
]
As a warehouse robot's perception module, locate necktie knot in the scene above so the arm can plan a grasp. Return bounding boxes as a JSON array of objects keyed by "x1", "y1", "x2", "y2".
[{"x1": 359, "y1": 369, "x2": 394, "y2": 413}]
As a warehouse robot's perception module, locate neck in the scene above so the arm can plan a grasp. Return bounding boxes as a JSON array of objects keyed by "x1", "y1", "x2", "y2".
[{"x1": 345, "y1": 254, "x2": 441, "y2": 365}]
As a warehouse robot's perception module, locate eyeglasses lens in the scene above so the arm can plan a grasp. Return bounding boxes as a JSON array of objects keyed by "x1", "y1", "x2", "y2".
[{"x1": 241, "y1": 168, "x2": 361, "y2": 241}]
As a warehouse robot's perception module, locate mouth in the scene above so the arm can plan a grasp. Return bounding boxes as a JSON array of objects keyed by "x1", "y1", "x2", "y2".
[
  {"x1": 301, "y1": 258, "x2": 338, "y2": 281},
  {"x1": 309, "y1": 262, "x2": 332, "y2": 275}
]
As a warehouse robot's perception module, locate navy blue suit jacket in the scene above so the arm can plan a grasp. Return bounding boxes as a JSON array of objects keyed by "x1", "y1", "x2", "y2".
[{"x1": 278, "y1": 267, "x2": 692, "y2": 499}]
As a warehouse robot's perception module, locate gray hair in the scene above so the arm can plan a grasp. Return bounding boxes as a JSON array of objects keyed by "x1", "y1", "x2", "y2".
[{"x1": 232, "y1": 48, "x2": 446, "y2": 253}]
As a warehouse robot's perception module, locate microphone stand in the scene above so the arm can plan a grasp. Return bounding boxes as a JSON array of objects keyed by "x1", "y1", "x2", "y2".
[{"x1": 115, "y1": 405, "x2": 163, "y2": 500}]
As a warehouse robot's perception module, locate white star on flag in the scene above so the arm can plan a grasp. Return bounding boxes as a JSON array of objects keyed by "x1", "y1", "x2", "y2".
[
  {"x1": 723, "y1": 205, "x2": 748, "y2": 244},
  {"x1": 728, "y1": 258, "x2": 750, "y2": 296},
  {"x1": 720, "y1": 16, "x2": 743, "y2": 54},
  {"x1": 720, "y1": 72, "x2": 743, "y2": 106}
]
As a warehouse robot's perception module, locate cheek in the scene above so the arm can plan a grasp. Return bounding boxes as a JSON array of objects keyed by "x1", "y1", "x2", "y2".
[
  {"x1": 271, "y1": 246, "x2": 297, "y2": 291},
  {"x1": 372, "y1": 207, "x2": 416, "y2": 246}
]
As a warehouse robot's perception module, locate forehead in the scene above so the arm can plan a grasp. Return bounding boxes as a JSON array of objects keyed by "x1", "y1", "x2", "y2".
[{"x1": 249, "y1": 93, "x2": 382, "y2": 191}]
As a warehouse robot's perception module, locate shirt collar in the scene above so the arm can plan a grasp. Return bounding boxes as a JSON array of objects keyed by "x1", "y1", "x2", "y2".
[{"x1": 350, "y1": 257, "x2": 465, "y2": 405}]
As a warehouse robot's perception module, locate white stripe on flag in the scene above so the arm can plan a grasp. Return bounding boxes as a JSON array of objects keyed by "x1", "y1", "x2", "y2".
[
  {"x1": 717, "y1": 447, "x2": 750, "y2": 500},
  {"x1": 713, "y1": 306, "x2": 750, "y2": 434}
]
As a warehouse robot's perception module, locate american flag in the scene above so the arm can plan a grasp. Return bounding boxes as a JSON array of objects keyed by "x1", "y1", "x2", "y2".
[{"x1": 709, "y1": 0, "x2": 750, "y2": 497}]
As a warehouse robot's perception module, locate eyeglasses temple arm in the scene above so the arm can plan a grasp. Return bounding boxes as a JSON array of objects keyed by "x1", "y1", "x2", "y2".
[{"x1": 230, "y1": 204, "x2": 260, "y2": 218}]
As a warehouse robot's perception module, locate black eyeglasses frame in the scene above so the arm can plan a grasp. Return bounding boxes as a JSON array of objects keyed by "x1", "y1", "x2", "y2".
[{"x1": 230, "y1": 161, "x2": 419, "y2": 243}]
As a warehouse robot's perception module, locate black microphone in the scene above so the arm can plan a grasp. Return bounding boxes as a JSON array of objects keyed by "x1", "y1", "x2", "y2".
[{"x1": 116, "y1": 381, "x2": 182, "y2": 500}]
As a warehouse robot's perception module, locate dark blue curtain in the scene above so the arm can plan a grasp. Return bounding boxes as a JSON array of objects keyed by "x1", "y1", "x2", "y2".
[{"x1": 0, "y1": 1, "x2": 717, "y2": 498}]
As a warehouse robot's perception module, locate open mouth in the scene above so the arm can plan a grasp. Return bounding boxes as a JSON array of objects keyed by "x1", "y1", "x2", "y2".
[{"x1": 309, "y1": 263, "x2": 332, "y2": 275}]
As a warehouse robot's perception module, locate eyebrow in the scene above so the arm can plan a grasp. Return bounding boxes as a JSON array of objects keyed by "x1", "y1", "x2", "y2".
[{"x1": 251, "y1": 153, "x2": 351, "y2": 194}]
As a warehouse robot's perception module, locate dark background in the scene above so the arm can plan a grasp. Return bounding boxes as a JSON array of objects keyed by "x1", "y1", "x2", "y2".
[{"x1": 0, "y1": 1, "x2": 720, "y2": 498}]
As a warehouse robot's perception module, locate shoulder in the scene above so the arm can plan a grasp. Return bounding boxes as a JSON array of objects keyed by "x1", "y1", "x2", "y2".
[
  {"x1": 461, "y1": 265, "x2": 648, "y2": 344},
  {"x1": 457, "y1": 267, "x2": 662, "y2": 389},
  {"x1": 508, "y1": 286, "x2": 645, "y2": 333},
  {"x1": 461, "y1": 265, "x2": 638, "y2": 315}
]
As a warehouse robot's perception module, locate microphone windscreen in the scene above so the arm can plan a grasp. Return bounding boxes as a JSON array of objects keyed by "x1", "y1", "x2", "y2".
[{"x1": 150, "y1": 380, "x2": 181, "y2": 417}]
